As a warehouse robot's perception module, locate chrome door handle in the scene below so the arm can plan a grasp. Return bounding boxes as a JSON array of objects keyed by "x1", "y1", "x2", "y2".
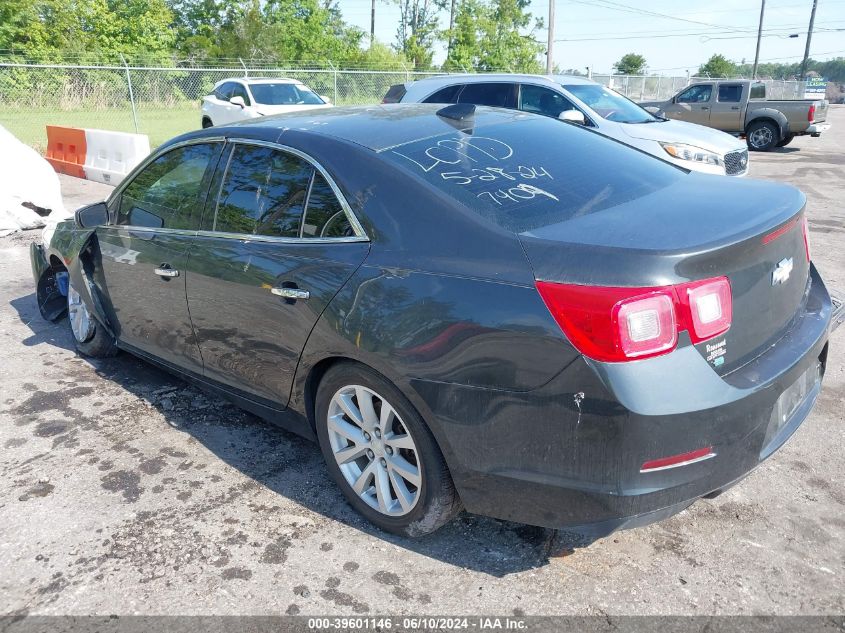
[
  {"x1": 271, "y1": 287, "x2": 310, "y2": 300},
  {"x1": 731, "y1": 106, "x2": 740, "y2": 110},
  {"x1": 154, "y1": 267, "x2": 179, "y2": 278},
  {"x1": 701, "y1": 106, "x2": 710, "y2": 110}
]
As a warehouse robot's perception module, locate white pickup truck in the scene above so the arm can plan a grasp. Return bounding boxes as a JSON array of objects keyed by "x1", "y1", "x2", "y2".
[{"x1": 640, "y1": 80, "x2": 830, "y2": 151}]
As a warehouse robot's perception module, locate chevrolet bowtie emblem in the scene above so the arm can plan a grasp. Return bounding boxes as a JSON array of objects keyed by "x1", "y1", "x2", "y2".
[{"x1": 772, "y1": 257, "x2": 793, "y2": 285}]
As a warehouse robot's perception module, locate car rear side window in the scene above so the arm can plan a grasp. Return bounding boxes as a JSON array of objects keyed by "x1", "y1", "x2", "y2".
[
  {"x1": 214, "y1": 144, "x2": 312, "y2": 238},
  {"x1": 423, "y1": 84, "x2": 462, "y2": 104},
  {"x1": 457, "y1": 83, "x2": 517, "y2": 109},
  {"x1": 117, "y1": 143, "x2": 219, "y2": 230},
  {"x1": 750, "y1": 83, "x2": 766, "y2": 99},
  {"x1": 301, "y1": 173, "x2": 353, "y2": 238},
  {"x1": 718, "y1": 84, "x2": 743, "y2": 102}
]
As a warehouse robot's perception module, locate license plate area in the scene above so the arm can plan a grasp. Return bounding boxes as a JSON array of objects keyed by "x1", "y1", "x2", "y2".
[{"x1": 761, "y1": 361, "x2": 821, "y2": 458}]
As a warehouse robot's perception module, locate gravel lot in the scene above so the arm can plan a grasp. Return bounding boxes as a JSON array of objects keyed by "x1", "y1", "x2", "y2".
[{"x1": 1, "y1": 108, "x2": 843, "y2": 617}]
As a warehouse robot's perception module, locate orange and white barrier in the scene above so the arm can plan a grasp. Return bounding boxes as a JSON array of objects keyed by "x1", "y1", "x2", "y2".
[{"x1": 45, "y1": 126, "x2": 150, "y2": 186}]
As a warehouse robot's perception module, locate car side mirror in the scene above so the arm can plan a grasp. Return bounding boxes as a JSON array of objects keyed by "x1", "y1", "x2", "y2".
[
  {"x1": 75, "y1": 202, "x2": 109, "y2": 229},
  {"x1": 230, "y1": 96, "x2": 246, "y2": 108},
  {"x1": 559, "y1": 109, "x2": 586, "y2": 125},
  {"x1": 319, "y1": 95, "x2": 332, "y2": 104}
]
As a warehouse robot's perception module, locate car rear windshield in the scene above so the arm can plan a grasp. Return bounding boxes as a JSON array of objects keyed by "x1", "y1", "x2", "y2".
[
  {"x1": 383, "y1": 116, "x2": 683, "y2": 233},
  {"x1": 564, "y1": 84, "x2": 656, "y2": 124},
  {"x1": 249, "y1": 83, "x2": 324, "y2": 105}
]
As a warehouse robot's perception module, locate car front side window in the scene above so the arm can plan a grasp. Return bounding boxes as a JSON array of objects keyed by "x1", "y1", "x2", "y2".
[
  {"x1": 677, "y1": 85, "x2": 713, "y2": 103},
  {"x1": 117, "y1": 143, "x2": 219, "y2": 230},
  {"x1": 214, "y1": 144, "x2": 313, "y2": 238},
  {"x1": 231, "y1": 83, "x2": 251, "y2": 105},
  {"x1": 520, "y1": 84, "x2": 577, "y2": 118}
]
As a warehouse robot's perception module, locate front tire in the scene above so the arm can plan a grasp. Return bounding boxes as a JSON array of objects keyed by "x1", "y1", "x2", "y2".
[
  {"x1": 67, "y1": 277, "x2": 117, "y2": 358},
  {"x1": 746, "y1": 121, "x2": 779, "y2": 151},
  {"x1": 315, "y1": 363, "x2": 462, "y2": 536}
]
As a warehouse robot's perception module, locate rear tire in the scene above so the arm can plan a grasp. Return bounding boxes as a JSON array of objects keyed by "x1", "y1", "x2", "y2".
[
  {"x1": 67, "y1": 277, "x2": 117, "y2": 358},
  {"x1": 746, "y1": 121, "x2": 779, "y2": 151},
  {"x1": 201, "y1": 117, "x2": 213, "y2": 129},
  {"x1": 776, "y1": 133, "x2": 795, "y2": 148},
  {"x1": 315, "y1": 362, "x2": 462, "y2": 537}
]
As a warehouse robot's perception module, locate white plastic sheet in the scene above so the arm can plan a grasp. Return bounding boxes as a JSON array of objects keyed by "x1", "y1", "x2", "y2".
[{"x1": 0, "y1": 125, "x2": 67, "y2": 237}]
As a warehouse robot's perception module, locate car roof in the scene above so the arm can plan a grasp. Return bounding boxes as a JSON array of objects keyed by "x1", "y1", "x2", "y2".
[
  {"x1": 401, "y1": 73, "x2": 598, "y2": 100},
  {"x1": 188, "y1": 103, "x2": 531, "y2": 152},
  {"x1": 215, "y1": 77, "x2": 301, "y2": 86}
]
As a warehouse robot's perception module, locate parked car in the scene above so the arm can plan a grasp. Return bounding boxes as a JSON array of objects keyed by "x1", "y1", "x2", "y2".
[
  {"x1": 31, "y1": 104, "x2": 842, "y2": 538},
  {"x1": 640, "y1": 79, "x2": 830, "y2": 151},
  {"x1": 387, "y1": 73, "x2": 750, "y2": 176},
  {"x1": 201, "y1": 77, "x2": 331, "y2": 127}
]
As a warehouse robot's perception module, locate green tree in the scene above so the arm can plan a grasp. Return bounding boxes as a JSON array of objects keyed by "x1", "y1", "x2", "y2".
[
  {"x1": 393, "y1": 0, "x2": 441, "y2": 69},
  {"x1": 613, "y1": 53, "x2": 646, "y2": 75},
  {"x1": 698, "y1": 54, "x2": 737, "y2": 78},
  {"x1": 442, "y1": 0, "x2": 542, "y2": 73}
]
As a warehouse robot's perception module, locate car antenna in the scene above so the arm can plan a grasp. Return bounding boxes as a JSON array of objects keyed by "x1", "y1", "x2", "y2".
[{"x1": 436, "y1": 103, "x2": 476, "y2": 121}]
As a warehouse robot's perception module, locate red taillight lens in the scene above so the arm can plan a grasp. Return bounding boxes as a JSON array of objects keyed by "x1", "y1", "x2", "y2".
[
  {"x1": 808, "y1": 104, "x2": 815, "y2": 122},
  {"x1": 536, "y1": 276, "x2": 733, "y2": 363},
  {"x1": 680, "y1": 277, "x2": 732, "y2": 343},
  {"x1": 802, "y1": 215, "x2": 811, "y2": 262}
]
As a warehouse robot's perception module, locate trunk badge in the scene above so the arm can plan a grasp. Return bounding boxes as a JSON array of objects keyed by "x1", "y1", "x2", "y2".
[{"x1": 772, "y1": 257, "x2": 793, "y2": 286}]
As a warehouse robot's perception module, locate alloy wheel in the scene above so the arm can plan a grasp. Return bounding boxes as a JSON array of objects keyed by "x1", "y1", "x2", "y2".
[
  {"x1": 67, "y1": 283, "x2": 95, "y2": 343},
  {"x1": 750, "y1": 127, "x2": 773, "y2": 149},
  {"x1": 327, "y1": 385, "x2": 422, "y2": 516}
]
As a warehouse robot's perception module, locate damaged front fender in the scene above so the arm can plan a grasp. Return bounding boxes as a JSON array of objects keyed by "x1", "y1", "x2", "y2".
[{"x1": 30, "y1": 220, "x2": 106, "y2": 328}]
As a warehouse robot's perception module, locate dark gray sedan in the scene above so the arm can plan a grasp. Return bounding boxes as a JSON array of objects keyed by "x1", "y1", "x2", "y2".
[{"x1": 31, "y1": 104, "x2": 842, "y2": 537}]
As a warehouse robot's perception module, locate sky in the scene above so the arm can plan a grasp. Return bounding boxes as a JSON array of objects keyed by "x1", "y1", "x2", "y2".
[{"x1": 340, "y1": 0, "x2": 845, "y2": 74}]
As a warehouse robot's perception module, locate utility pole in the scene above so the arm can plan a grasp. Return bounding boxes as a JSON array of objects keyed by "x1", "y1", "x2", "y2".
[
  {"x1": 752, "y1": 0, "x2": 765, "y2": 79},
  {"x1": 546, "y1": 0, "x2": 555, "y2": 74},
  {"x1": 799, "y1": 0, "x2": 818, "y2": 79},
  {"x1": 448, "y1": 0, "x2": 456, "y2": 57},
  {"x1": 370, "y1": 0, "x2": 376, "y2": 45}
]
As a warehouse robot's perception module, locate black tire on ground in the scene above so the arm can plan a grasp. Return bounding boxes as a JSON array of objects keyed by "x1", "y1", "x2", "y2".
[
  {"x1": 776, "y1": 134, "x2": 796, "y2": 147},
  {"x1": 67, "y1": 277, "x2": 118, "y2": 358},
  {"x1": 746, "y1": 120, "x2": 779, "y2": 151},
  {"x1": 201, "y1": 117, "x2": 213, "y2": 129},
  {"x1": 315, "y1": 362, "x2": 463, "y2": 537}
]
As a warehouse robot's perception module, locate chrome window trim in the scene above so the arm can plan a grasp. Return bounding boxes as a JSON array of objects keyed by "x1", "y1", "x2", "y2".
[
  {"x1": 108, "y1": 136, "x2": 226, "y2": 207},
  {"x1": 104, "y1": 224, "x2": 367, "y2": 244},
  {"x1": 108, "y1": 136, "x2": 369, "y2": 243},
  {"x1": 215, "y1": 137, "x2": 369, "y2": 241}
]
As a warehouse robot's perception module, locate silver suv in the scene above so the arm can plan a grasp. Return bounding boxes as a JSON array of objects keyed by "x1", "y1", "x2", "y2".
[{"x1": 386, "y1": 74, "x2": 749, "y2": 176}]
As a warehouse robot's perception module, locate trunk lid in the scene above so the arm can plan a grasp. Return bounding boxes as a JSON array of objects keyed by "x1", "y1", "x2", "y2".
[{"x1": 519, "y1": 175, "x2": 810, "y2": 374}]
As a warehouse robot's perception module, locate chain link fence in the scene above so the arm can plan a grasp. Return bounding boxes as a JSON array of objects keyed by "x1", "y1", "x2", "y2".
[{"x1": 0, "y1": 61, "x2": 806, "y2": 151}]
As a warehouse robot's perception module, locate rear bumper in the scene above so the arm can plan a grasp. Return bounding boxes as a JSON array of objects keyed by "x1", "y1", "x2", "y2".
[
  {"x1": 415, "y1": 267, "x2": 836, "y2": 536},
  {"x1": 804, "y1": 122, "x2": 830, "y2": 136}
]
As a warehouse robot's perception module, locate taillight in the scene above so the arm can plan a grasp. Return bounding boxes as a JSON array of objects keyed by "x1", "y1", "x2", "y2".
[
  {"x1": 536, "y1": 276, "x2": 733, "y2": 362},
  {"x1": 614, "y1": 293, "x2": 677, "y2": 358},
  {"x1": 802, "y1": 215, "x2": 812, "y2": 262},
  {"x1": 679, "y1": 277, "x2": 732, "y2": 343},
  {"x1": 808, "y1": 104, "x2": 815, "y2": 122}
]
